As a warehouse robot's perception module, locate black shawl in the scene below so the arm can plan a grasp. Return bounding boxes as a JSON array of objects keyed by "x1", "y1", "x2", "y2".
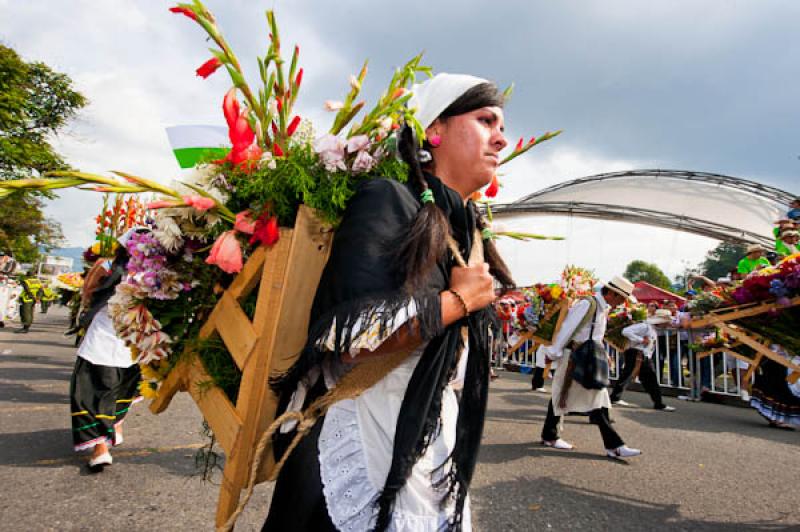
[{"x1": 272, "y1": 173, "x2": 496, "y2": 531}]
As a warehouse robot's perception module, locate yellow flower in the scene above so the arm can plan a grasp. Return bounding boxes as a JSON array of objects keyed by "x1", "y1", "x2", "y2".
[
  {"x1": 138, "y1": 380, "x2": 159, "y2": 400},
  {"x1": 550, "y1": 285, "x2": 563, "y2": 299},
  {"x1": 91, "y1": 242, "x2": 102, "y2": 255},
  {"x1": 139, "y1": 362, "x2": 164, "y2": 382}
]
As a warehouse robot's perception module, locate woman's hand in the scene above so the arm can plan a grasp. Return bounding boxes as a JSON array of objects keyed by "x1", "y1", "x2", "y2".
[
  {"x1": 450, "y1": 263, "x2": 495, "y2": 311},
  {"x1": 440, "y1": 263, "x2": 495, "y2": 327}
]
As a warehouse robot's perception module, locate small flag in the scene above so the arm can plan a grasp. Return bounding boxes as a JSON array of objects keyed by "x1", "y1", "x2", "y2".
[{"x1": 165, "y1": 125, "x2": 229, "y2": 169}]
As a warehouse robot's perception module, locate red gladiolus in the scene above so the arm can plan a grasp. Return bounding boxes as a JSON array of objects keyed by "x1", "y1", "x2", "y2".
[
  {"x1": 273, "y1": 143, "x2": 284, "y2": 157},
  {"x1": 169, "y1": 6, "x2": 196, "y2": 20},
  {"x1": 196, "y1": 57, "x2": 222, "y2": 79},
  {"x1": 250, "y1": 215, "x2": 280, "y2": 247},
  {"x1": 206, "y1": 231, "x2": 243, "y2": 274},
  {"x1": 276, "y1": 98, "x2": 283, "y2": 112},
  {"x1": 271, "y1": 121, "x2": 278, "y2": 136},
  {"x1": 295, "y1": 68, "x2": 303, "y2": 89},
  {"x1": 528, "y1": 136, "x2": 536, "y2": 145},
  {"x1": 485, "y1": 175, "x2": 499, "y2": 198},
  {"x1": 220, "y1": 88, "x2": 262, "y2": 170},
  {"x1": 286, "y1": 116, "x2": 301, "y2": 137},
  {"x1": 514, "y1": 137, "x2": 523, "y2": 151}
]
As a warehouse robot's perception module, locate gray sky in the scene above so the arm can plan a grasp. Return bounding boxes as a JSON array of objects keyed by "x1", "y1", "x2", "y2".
[{"x1": 2, "y1": 0, "x2": 798, "y2": 283}]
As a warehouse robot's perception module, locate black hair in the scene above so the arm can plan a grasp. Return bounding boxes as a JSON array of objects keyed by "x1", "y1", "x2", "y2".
[{"x1": 397, "y1": 82, "x2": 514, "y2": 290}]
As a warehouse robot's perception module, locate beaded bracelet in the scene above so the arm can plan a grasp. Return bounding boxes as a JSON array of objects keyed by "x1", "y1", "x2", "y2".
[{"x1": 447, "y1": 288, "x2": 470, "y2": 317}]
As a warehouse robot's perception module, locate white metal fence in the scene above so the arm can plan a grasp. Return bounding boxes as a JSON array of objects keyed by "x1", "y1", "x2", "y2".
[{"x1": 496, "y1": 327, "x2": 753, "y2": 398}]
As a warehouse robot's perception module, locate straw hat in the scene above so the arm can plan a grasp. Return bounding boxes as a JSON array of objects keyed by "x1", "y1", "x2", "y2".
[
  {"x1": 603, "y1": 275, "x2": 637, "y2": 302},
  {"x1": 780, "y1": 230, "x2": 799, "y2": 239},
  {"x1": 745, "y1": 244, "x2": 765, "y2": 254},
  {"x1": 647, "y1": 308, "x2": 673, "y2": 325}
]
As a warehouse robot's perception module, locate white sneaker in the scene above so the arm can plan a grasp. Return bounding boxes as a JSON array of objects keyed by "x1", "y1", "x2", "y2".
[
  {"x1": 740, "y1": 390, "x2": 750, "y2": 402},
  {"x1": 88, "y1": 452, "x2": 113, "y2": 470},
  {"x1": 655, "y1": 405, "x2": 676, "y2": 412},
  {"x1": 606, "y1": 445, "x2": 641, "y2": 458},
  {"x1": 534, "y1": 387, "x2": 547, "y2": 393},
  {"x1": 612, "y1": 399, "x2": 634, "y2": 407},
  {"x1": 542, "y1": 438, "x2": 574, "y2": 450}
]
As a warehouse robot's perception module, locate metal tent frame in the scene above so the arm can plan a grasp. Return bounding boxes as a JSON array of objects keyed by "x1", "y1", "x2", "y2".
[{"x1": 491, "y1": 169, "x2": 794, "y2": 246}]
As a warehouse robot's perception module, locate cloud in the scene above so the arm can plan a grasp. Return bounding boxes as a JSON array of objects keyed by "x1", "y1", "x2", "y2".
[{"x1": 2, "y1": 0, "x2": 796, "y2": 272}]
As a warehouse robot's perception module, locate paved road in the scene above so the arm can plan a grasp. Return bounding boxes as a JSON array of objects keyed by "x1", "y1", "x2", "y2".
[{"x1": 1, "y1": 307, "x2": 797, "y2": 531}]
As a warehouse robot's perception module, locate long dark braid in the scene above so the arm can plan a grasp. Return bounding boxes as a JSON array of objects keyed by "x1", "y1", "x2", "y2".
[{"x1": 396, "y1": 124, "x2": 450, "y2": 289}]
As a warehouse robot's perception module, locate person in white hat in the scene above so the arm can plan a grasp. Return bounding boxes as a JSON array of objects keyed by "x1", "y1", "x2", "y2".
[
  {"x1": 737, "y1": 244, "x2": 770, "y2": 275},
  {"x1": 538, "y1": 275, "x2": 642, "y2": 458},
  {"x1": 776, "y1": 229, "x2": 799, "y2": 258},
  {"x1": 610, "y1": 309, "x2": 676, "y2": 411}
]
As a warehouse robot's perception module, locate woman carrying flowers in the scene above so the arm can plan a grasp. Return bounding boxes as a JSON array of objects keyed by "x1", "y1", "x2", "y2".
[
  {"x1": 264, "y1": 74, "x2": 513, "y2": 531},
  {"x1": 69, "y1": 229, "x2": 143, "y2": 472}
]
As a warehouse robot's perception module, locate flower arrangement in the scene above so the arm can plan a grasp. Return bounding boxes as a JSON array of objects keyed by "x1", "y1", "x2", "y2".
[
  {"x1": 52, "y1": 272, "x2": 84, "y2": 291},
  {"x1": 0, "y1": 1, "x2": 561, "y2": 400},
  {"x1": 91, "y1": 194, "x2": 146, "y2": 258}
]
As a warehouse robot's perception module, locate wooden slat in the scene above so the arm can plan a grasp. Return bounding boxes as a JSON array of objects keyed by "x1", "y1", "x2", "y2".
[
  {"x1": 215, "y1": 223, "x2": 295, "y2": 527},
  {"x1": 509, "y1": 331, "x2": 534, "y2": 353},
  {"x1": 717, "y1": 323, "x2": 800, "y2": 374},
  {"x1": 185, "y1": 357, "x2": 242, "y2": 456},
  {"x1": 148, "y1": 359, "x2": 188, "y2": 414},
  {"x1": 213, "y1": 292, "x2": 258, "y2": 370},
  {"x1": 690, "y1": 296, "x2": 800, "y2": 328},
  {"x1": 227, "y1": 246, "x2": 266, "y2": 300},
  {"x1": 254, "y1": 206, "x2": 332, "y2": 481}
]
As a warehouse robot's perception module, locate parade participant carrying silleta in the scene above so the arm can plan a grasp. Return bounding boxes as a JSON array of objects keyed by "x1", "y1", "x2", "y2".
[
  {"x1": 264, "y1": 74, "x2": 513, "y2": 531},
  {"x1": 70, "y1": 228, "x2": 143, "y2": 472},
  {"x1": 539, "y1": 276, "x2": 642, "y2": 458}
]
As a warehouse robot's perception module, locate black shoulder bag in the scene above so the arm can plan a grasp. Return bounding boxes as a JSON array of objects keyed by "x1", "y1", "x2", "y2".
[{"x1": 569, "y1": 298, "x2": 610, "y2": 390}]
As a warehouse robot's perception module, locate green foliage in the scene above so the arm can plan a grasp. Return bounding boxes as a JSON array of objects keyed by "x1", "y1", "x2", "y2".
[
  {"x1": 227, "y1": 142, "x2": 407, "y2": 227},
  {"x1": 0, "y1": 192, "x2": 64, "y2": 259},
  {"x1": 623, "y1": 260, "x2": 672, "y2": 290},
  {"x1": 0, "y1": 45, "x2": 87, "y2": 180},
  {"x1": 0, "y1": 45, "x2": 85, "y2": 261},
  {"x1": 700, "y1": 241, "x2": 747, "y2": 280}
]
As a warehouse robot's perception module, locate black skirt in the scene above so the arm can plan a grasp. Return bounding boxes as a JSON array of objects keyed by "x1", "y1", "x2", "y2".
[
  {"x1": 70, "y1": 357, "x2": 142, "y2": 451},
  {"x1": 750, "y1": 359, "x2": 800, "y2": 427}
]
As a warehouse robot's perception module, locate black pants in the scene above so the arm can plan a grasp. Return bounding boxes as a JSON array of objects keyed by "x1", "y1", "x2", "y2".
[
  {"x1": 263, "y1": 417, "x2": 337, "y2": 531},
  {"x1": 610, "y1": 348, "x2": 665, "y2": 408},
  {"x1": 541, "y1": 400, "x2": 624, "y2": 450},
  {"x1": 531, "y1": 366, "x2": 545, "y2": 389}
]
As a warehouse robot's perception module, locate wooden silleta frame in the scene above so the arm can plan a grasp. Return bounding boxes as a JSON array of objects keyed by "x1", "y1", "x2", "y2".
[{"x1": 148, "y1": 205, "x2": 333, "y2": 527}]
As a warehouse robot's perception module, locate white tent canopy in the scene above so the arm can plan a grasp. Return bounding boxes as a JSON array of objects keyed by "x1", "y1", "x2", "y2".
[{"x1": 493, "y1": 170, "x2": 795, "y2": 246}]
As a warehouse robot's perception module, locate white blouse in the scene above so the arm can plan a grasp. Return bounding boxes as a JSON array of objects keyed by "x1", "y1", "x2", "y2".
[
  {"x1": 283, "y1": 300, "x2": 471, "y2": 531},
  {"x1": 77, "y1": 305, "x2": 135, "y2": 368}
]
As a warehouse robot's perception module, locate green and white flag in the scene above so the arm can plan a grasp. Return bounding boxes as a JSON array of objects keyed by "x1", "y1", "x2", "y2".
[{"x1": 165, "y1": 125, "x2": 230, "y2": 169}]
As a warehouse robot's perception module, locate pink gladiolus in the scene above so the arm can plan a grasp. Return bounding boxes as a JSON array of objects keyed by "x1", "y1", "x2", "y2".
[
  {"x1": 234, "y1": 211, "x2": 256, "y2": 234},
  {"x1": 324, "y1": 100, "x2": 344, "y2": 111},
  {"x1": 169, "y1": 6, "x2": 196, "y2": 20},
  {"x1": 205, "y1": 231, "x2": 243, "y2": 274},
  {"x1": 147, "y1": 199, "x2": 182, "y2": 210},
  {"x1": 514, "y1": 137, "x2": 523, "y2": 151},
  {"x1": 182, "y1": 195, "x2": 216, "y2": 212},
  {"x1": 196, "y1": 57, "x2": 222, "y2": 79}
]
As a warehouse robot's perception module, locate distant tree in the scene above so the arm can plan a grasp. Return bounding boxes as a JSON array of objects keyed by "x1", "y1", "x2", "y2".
[
  {"x1": 623, "y1": 260, "x2": 672, "y2": 289},
  {"x1": 0, "y1": 45, "x2": 84, "y2": 260},
  {"x1": 700, "y1": 241, "x2": 747, "y2": 280}
]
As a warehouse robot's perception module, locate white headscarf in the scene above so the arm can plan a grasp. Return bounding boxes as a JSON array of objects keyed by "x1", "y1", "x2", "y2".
[{"x1": 407, "y1": 73, "x2": 488, "y2": 130}]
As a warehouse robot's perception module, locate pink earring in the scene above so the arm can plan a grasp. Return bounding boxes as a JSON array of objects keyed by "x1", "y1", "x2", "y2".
[{"x1": 429, "y1": 134, "x2": 441, "y2": 148}]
